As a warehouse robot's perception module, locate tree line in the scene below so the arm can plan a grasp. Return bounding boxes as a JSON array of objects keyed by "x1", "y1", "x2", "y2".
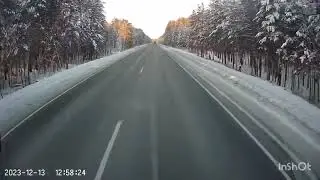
[
  {"x1": 0, "y1": 0, "x2": 151, "y2": 97},
  {"x1": 161, "y1": 0, "x2": 320, "y2": 105}
]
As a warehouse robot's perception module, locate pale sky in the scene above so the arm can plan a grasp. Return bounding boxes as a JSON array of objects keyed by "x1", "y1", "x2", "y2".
[{"x1": 102, "y1": 0, "x2": 210, "y2": 39}]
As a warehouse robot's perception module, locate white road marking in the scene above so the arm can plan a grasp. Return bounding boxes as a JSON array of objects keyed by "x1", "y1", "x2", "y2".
[
  {"x1": 172, "y1": 58, "x2": 293, "y2": 180},
  {"x1": 2, "y1": 47, "x2": 146, "y2": 141},
  {"x1": 94, "y1": 120, "x2": 124, "y2": 180},
  {"x1": 1, "y1": 64, "x2": 113, "y2": 141},
  {"x1": 140, "y1": 66, "x2": 144, "y2": 74},
  {"x1": 130, "y1": 51, "x2": 145, "y2": 71},
  {"x1": 175, "y1": 57, "x2": 319, "y2": 180}
]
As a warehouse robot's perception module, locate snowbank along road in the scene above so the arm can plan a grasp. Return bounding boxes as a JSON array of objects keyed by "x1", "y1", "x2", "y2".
[{"x1": 1, "y1": 44, "x2": 317, "y2": 180}]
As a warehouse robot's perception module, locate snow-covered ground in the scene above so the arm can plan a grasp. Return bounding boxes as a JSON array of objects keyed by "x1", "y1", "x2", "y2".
[
  {"x1": 0, "y1": 45, "x2": 147, "y2": 138},
  {"x1": 162, "y1": 45, "x2": 320, "y2": 179},
  {"x1": 0, "y1": 50, "x2": 123, "y2": 98},
  {"x1": 0, "y1": 64, "x2": 79, "y2": 98}
]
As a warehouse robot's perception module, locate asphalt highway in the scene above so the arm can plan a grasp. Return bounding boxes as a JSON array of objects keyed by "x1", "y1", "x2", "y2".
[{"x1": 1, "y1": 45, "x2": 286, "y2": 180}]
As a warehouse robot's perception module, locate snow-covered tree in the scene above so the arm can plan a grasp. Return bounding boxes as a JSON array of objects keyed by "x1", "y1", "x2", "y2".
[
  {"x1": 0, "y1": 0, "x2": 149, "y2": 96},
  {"x1": 111, "y1": 18, "x2": 150, "y2": 51},
  {"x1": 161, "y1": 0, "x2": 320, "y2": 104},
  {"x1": 133, "y1": 28, "x2": 152, "y2": 46},
  {"x1": 162, "y1": 18, "x2": 190, "y2": 48}
]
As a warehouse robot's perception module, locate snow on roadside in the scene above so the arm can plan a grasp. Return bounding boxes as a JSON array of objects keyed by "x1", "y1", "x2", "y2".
[
  {"x1": 0, "y1": 45, "x2": 147, "y2": 136},
  {"x1": 164, "y1": 45, "x2": 320, "y2": 135},
  {"x1": 0, "y1": 64, "x2": 79, "y2": 97},
  {"x1": 161, "y1": 45, "x2": 320, "y2": 178}
]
